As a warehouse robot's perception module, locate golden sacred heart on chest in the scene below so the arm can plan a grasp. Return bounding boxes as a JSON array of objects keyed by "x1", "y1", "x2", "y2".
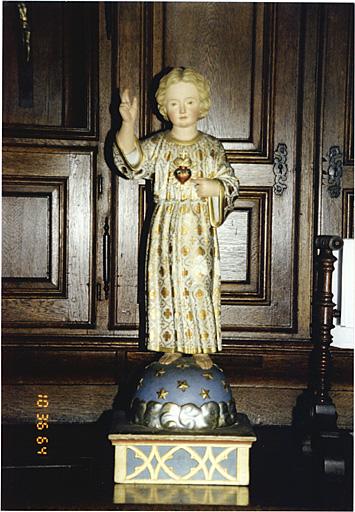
[
  {"x1": 173, "y1": 153, "x2": 193, "y2": 184},
  {"x1": 174, "y1": 167, "x2": 192, "y2": 184}
]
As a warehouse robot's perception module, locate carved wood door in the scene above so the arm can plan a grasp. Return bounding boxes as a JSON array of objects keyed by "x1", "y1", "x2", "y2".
[
  {"x1": 113, "y1": 3, "x2": 311, "y2": 342},
  {"x1": 317, "y1": 3, "x2": 354, "y2": 238},
  {"x1": 2, "y1": 147, "x2": 95, "y2": 328},
  {"x1": 2, "y1": 3, "x2": 103, "y2": 334},
  {"x1": 4, "y1": 2, "x2": 350, "y2": 344}
]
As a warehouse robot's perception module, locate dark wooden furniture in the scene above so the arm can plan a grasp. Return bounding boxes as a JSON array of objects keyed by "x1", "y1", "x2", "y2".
[
  {"x1": 294, "y1": 235, "x2": 351, "y2": 477},
  {"x1": 2, "y1": 3, "x2": 353, "y2": 428}
]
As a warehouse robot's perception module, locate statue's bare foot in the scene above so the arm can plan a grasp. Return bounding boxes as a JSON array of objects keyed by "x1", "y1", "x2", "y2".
[
  {"x1": 194, "y1": 354, "x2": 213, "y2": 369},
  {"x1": 159, "y1": 352, "x2": 182, "y2": 365}
]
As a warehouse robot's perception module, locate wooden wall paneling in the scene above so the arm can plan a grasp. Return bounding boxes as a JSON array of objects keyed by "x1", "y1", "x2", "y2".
[
  {"x1": 95, "y1": 2, "x2": 118, "y2": 333},
  {"x1": 3, "y1": 195, "x2": 50, "y2": 278},
  {"x1": 2, "y1": 147, "x2": 96, "y2": 328},
  {"x1": 111, "y1": 2, "x2": 141, "y2": 336},
  {"x1": 318, "y1": 4, "x2": 354, "y2": 236},
  {"x1": 220, "y1": 188, "x2": 271, "y2": 304},
  {"x1": 344, "y1": 8, "x2": 354, "y2": 168},
  {"x1": 342, "y1": 190, "x2": 354, "y2": 239},
  {"x1": 111, "y1": 3, "x2": 157, "y2": 336},
  {"x1": 3, "y1": 178, "x2": 66, "y2": 296},
  {"x1": 2, "y1": 384, "x2": 118, "y2": 424},
  {"x1": 115, "y1": 2, "x2": 144, "y2": 137},
  {"x1": 295, "y1": 4, "x2": 321, "y2": 338},
  {"x1": 113, "y1": 179, "x2": 142, "y2": 332},
  {"x1": 112, "y1": 178, "x2": 153, "y2": 334},
  {"x1": 113, "y1": 177, "x2": 153, "y2": 335},
  {"x1": 3, "y1": 2, "x2": 98, "y2": 138},
  {"x1": 2, "y1": 349, "x2": 119, "y2": 385},
  {"x1": 62, "y1": 2, "x2": 97, "y2": 131},
  {"x1": 139, "y1": 3, "x2": 164, "y2": 136},
  {"x1": 2, "y1": 3, "x2": 118, "y2": 339},
  {"x1": 339, "y1": 3, "x2": 354, "y2": 244},
  {"x1": 147, "y1": 4, "x2": 164, "y2": 134},
  {"x1": 3, "y1": 2, "x2": 62, "y2": 126},
  {"x1": 161, "y1": 3, "x2": 304, "y2": 336},
  {"x1": 164, "y1": 3, "x2": 273, "y2": 161},
  {"x1": 222, "y1": 4, "x2": 303, "y2": 336},
  {"x1": 262, "y1": 2, "x2": 301, "y2": 333}
]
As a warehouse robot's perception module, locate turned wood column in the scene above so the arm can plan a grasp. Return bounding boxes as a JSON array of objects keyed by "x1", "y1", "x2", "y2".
[
  {"x1": 311, "y1": 235, "x2": 343, "y2": 410},
  {"x1": 293, "y1": 235, "x2": 348, "y2": 476}
]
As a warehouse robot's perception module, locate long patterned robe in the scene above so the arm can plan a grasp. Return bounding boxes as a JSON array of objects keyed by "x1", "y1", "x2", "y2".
[{"x1": 113, "y1": 131, "x2": 239, "y2": 354}]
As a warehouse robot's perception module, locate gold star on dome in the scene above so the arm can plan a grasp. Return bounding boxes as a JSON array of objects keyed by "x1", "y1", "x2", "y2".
[
  {"x1": 155, "y1": 368, "x2": 166, "y2": 377},
  {"x1": 157, "y1": 388, "x2": 169, "y2": 400},
  {"x1": 177, "y1": 380, "x2": 190, "y2": 392},
  {"x1": 176, "y1": 361, "x2": 190, "y2": 369},
  {"x1": 200, "y1": 388, "x2": 210, "y2": 400},
  {"x1": 202, "y1": 372, "x2": 214, "y2": 381},
  {"x1": 137, "y1": 378, "x2": 144, "y2": 389}
]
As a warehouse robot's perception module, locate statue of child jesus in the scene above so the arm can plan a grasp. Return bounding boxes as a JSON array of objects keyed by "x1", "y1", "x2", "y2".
[{"x1": 113, "y1": 67, "x2": 239, "y2": 369}]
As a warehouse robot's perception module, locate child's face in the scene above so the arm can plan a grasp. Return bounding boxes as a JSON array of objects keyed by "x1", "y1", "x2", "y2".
[{"x1": 165, "y1": 81, "x2": 201, "y2": 128}]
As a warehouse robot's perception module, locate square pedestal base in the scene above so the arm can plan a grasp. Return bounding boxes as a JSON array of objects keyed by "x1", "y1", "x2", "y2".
[{"x1": 109, "y1": 412, "x2": 256, "y2": 486}]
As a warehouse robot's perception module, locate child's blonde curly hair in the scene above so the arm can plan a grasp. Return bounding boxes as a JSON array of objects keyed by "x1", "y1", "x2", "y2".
[{"x1": 155, "y1": 67, "x2": 211, "y2": 121}]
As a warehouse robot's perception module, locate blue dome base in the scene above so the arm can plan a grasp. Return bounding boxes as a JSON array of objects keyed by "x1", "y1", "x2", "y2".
[{"x1": 130, "y1": 356, "x2": 237, "y2": 431}]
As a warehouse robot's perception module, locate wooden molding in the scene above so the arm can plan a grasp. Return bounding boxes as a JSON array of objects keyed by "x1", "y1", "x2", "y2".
[
  {"x1": 3, "y1": 177, "x2": 67, "y2": 297},
  {"x1": 342, "y1": 189, "x2": 354, "y2": 238},
  {"x1": 3, "y1": 3, "x2": 99, "y2": 139},
  {"x1": 221, "y1": 187, "x2": 272, "y2": 305},
  {"x1": 2, "y1": 145, "x2": 96, "y2": 328}
]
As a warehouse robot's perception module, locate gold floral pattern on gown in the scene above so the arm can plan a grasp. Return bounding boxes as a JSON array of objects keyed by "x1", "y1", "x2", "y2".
[{"x1": 113, "y1": 131, "x2": 239, "y2": 354}]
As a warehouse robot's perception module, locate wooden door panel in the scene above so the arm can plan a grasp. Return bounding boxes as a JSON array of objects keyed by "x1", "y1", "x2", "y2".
[
  {"x1": 3, "y1": 178, "x2": 66, "y2": 295},
  {"x1": 222, "y1": 3, "x2": 302, "y2": 334},
  {"x1": 2, "y1": 147, "x2": 95, "y2": 327},
  {"x1": 227, "y1": 3, "x2": 300, "y2": 334},
  {"x1": 164, "y1": 3, "x2": 273, "y2": 160},
  {"x1": 3, "y1": 2, "x2": 98, "y2": 138},
  {"x1": 112, "y1": 178, "x2": 142, "y2": 332},
  {"x1": 319, "y1": 4, "x2": 354, "y2": 236},
  {"x1": 220, "y1": 188, "x2": 271, "y2": 304},
  {"x1": 3, "y1": 195, "x2": 51, "y2": 279},
  {"x1": 342, "y1": 190, "x2": 354, "y2": 239}
]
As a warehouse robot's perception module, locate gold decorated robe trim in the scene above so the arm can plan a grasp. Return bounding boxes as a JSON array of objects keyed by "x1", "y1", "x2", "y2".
[{"x1": 113, "y1": 131, "x2": 239, "y2": 354}]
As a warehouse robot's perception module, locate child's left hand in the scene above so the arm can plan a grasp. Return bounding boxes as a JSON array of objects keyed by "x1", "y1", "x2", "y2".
[{"x1": 192, "y1": 178, "x2": 222, "y2": 198}]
